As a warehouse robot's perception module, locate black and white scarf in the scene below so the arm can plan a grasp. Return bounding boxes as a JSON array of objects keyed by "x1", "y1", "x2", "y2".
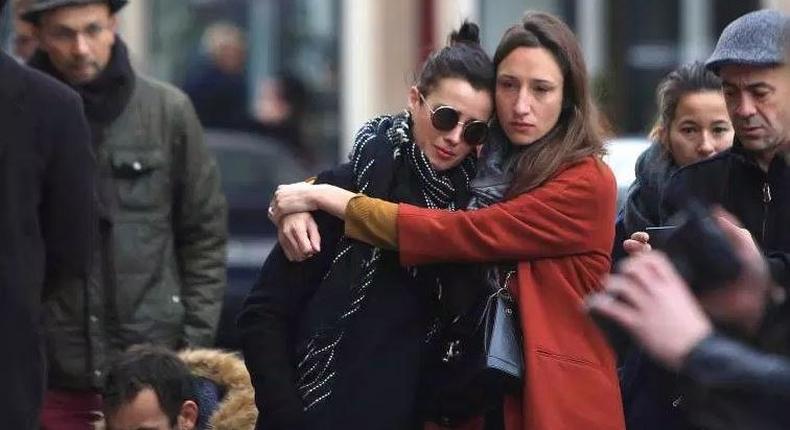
[{"x1": 295, "y1": 111, "x2": 475, "y2": 411}]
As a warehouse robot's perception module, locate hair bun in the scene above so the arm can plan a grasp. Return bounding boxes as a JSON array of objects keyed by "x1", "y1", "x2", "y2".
[{"x1": 449, "y1": 21, "x2": 481, "y2": 46}]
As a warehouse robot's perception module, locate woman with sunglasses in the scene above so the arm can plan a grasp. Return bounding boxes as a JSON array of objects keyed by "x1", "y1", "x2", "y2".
[
  {"x1": 238, "y1": 22, "x2": 494, "y2": 430},
  {"x1": 269, "y1": 12, "x2": 625, "y2": 429}
]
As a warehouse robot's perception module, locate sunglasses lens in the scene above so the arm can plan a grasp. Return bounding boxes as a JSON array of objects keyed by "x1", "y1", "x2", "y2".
[
  {"x1": 431, "y1": 106, "x2": 460, "y2": 131},
  {"x1": 463, "y1": 122, "x2": 489, "y2": 145}
]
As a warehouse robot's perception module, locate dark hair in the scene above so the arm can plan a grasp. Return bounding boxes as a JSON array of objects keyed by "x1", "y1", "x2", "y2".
[
  {"x1": 493, "y1": 12, "x2": 605, "y2": 197},
  {"x1": 102, "y1": 345, "x2": 195, "y2": 427},
  {"x1": 650, "y1": 62, "x2": 723, "y2": 146},
  {"x1": 415, "y1": 21, "x2": 495, "y2": 96}
]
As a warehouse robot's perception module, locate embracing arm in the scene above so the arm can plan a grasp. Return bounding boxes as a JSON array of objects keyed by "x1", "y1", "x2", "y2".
[{"x1": 347, "y1": 158, "x2": 616, "y2": 265}]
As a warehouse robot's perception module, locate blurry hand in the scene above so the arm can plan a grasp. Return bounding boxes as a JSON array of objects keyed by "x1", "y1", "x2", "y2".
[
  {"x1": 278, "y1": 212, "x2": 321, "y2": 262},
  {"x1": 623, "y1": 231, "x2": 651, "y2": 255},
  {"x1": 697, "y1": 209, "x2": 772, "y2": 335},
  {"x1": 269, "y1": 182, "x2": 319, "y2": 224},
  {"x1": 587, "y1": 251, "x2": 713, "y2": 370}
]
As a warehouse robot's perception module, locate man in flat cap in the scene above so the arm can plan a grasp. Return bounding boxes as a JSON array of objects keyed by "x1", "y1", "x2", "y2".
[
  {"x1": 621, "y1": 9, "x2": 790, "y2": 430},
  {"x1": 660, "y1": 8, "x2": 790, "y2": 301},
  {"x1": 22, "y1": 1, "x2": 228, "y2": 428}
]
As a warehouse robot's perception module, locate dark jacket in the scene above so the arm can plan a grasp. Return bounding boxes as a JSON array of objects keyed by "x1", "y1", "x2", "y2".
[
  {"x1": 678, "y1": 333, "x2": 790, "y2": 429},
  {"x1": 239, "y1": 116, "x2": 453, "y2": 429},
  {"x1": 238, "y1": 165, "x2": 351, "y2": 429},
  {"x1": 633, "y1": 142, "x2": 790, "y2": 430},
  {"x1": 240, "y1": 164, "x2": 436, "y2": 429},
  {"x1": 0, "y1": 52, "x2": 94, "y2": 429},
  {"x1": 182, "y1": 59, "x2": 250, "y2": 131},
  {"x1": 34, "y1": 47, "x2": 228, "y2": 390},
  {"x1": 613, "y1": 142, "x2": 678, "y2": 262},
  {"x1": 661, "y1": 143, "x2": 790, "y2": 289}
]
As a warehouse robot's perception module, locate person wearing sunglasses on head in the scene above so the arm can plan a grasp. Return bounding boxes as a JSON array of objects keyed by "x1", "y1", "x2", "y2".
[
  {"x1": 268, "y1": 12, "x2": 625, "y2": 430},
  {"x1": 238, "y1": 22, "x2": 495, "y2": 430}
]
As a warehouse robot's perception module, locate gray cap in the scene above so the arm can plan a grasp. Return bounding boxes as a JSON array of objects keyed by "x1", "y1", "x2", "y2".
[
  {"x1": 705, "y1": 9, "x2": 788, "y2": 73},
  {"x1": 20, "y1": 0, "x2": 127, "y2": 23}
]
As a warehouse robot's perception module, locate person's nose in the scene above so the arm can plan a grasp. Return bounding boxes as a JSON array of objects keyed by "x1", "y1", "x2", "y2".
[
  {"x1": 513, "y1": 88, "x2": 532, "y2": 117},
  {"x1": 733, "y1": 93, "x2": 757, "y2": 119},
  {"x1": 72, "y1": 33, "x2": 90, "y2": 57},
  {"x1": 444, "y1": 122, "x2": 464, "y2": 146},
  {"x1": 698, "y1": 131, "x2": 716, "y2": 158}
]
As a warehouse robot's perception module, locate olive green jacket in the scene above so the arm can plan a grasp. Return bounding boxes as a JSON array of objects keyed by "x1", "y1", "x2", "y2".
[{"x1": 44, "y1": 74, "x2": 228, "y2": 389}]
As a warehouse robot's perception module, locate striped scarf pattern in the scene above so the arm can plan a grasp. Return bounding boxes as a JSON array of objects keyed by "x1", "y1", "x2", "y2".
[{"x1": 295, "y1": 111, "x2": 474, "y2": 411}]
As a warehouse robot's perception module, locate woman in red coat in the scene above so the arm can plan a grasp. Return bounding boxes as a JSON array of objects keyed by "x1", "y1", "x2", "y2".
[{"x1": 270, "y1": 12, "x2": 624, "y2": 430}]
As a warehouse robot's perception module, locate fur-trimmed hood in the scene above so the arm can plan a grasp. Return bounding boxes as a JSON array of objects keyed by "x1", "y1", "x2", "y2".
[{"x1": 179, "y1": 349, "x2": 258, "y2": 430}]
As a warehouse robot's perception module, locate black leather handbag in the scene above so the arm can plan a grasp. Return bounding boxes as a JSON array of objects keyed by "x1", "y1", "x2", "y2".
[{"x1": 421, "y1": 266, "x2": 524, "y2": 427}]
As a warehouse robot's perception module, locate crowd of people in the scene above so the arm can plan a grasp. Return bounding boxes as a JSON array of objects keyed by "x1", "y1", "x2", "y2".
[{"x1": 1, "y1": 0, "x2": 790, "y2": 429}]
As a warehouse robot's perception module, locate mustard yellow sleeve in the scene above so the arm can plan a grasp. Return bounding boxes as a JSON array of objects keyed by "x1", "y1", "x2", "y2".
[{"x1": 344, "y1": 195, "x2": 399, "y2": 249}]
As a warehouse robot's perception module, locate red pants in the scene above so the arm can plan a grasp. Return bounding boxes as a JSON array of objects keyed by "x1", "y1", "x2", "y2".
[{"x1": 40, "y1": 389, "x2": 103, "y2": 430}]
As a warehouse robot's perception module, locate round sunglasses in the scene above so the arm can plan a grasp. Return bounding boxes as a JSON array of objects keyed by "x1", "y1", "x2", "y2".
[{"x1": 420, "y1": 93, "x2": 489, "y2": 145}]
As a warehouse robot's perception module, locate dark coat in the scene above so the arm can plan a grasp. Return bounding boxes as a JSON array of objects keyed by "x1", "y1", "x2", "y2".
[
  {"x1": 612, "y1": 142, "x2": 678, "y2": 262},
  {"x1": 239, "y1": 162, "x2": 436, "y2": 430},
  {"x1": 239, "y1": 115, "x2": 457, "y2": 429},
  {"x1": 0, "y1": 52, "x2": 94, "y2": 429},
  {"x1": 680, "y1": 333, "x2": 790, "y2": 429},
  {"x1": 238, "y1": 165, "x2": 350, "y2": 430},
  {"x1": 624, "y1": 142, "x2": 790, "y2": 430},
  {"x1": 661, "y1": 143, "x2": 790, "y2": 289}
]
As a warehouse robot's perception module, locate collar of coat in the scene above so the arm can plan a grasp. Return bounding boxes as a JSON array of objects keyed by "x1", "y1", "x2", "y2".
[{"x1": 178, "y1": 349, "x2": 258, "y2": 430}]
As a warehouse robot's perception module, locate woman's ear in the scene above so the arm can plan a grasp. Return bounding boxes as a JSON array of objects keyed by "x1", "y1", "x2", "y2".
[{"x1": 408, "y1": 86, "x2": 421, "y2": 112}]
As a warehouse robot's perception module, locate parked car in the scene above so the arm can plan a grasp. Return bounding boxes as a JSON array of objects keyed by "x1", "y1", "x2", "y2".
[
  {"x1": 603, "y1": 137, "x2": 652, "y2": 209},
  {"x1": 205, "y1": 129, "x2": 310, "y2": 350}
]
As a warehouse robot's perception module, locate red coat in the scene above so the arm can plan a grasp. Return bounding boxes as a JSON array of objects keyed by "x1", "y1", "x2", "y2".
[{"x1": 398, "y1": 157, "x2": 625, "y2": 430}]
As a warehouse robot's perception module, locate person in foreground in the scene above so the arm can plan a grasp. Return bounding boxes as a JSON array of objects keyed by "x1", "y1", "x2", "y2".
[
  {"x1": 239, "y1": 22, "x2": 495, "y2": 429},
  {"x1": 589, "y1": 210, "x2": 790, "y2": 429},
  {"x1": 0, "y1": 1, "x2": 94, "y2": 427},
  {"x1": 269, "y1": 12, "x2": 625, "y2": 430}
]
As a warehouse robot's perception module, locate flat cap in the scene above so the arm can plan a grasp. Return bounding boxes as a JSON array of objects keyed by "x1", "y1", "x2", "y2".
[
  {"x1": 706, "y1": 9, "x2": 788, "y2": 73},
  {"x1": 20, "y1": 0, "x2": 127, "y2": 23}
]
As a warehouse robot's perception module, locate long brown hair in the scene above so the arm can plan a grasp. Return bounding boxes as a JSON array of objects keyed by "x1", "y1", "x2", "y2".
[{"x1": 494, "y1": 12, "x2": 606, "y2": 197}]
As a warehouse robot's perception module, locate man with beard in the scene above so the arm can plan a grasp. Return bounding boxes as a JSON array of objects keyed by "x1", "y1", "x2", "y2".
[
  {"x1": 22, "y1": 1, "x2": 228, "y2": 428},
  {"x1": 0, "y1": 0, "x2": 94, "y2": 427}
]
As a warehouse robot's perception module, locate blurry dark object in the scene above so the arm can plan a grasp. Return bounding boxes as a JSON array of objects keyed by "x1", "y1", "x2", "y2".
[
  {"x1": 643, "y1": 225, "x2": 678, "y2": 248},
  {"x1": 252, "y1": 74, "x2": 314, "y2": 168},
  {"x1": 183, "y1": 21, "x2": 250, "y2": 130},
  {"x1": 19, "y1": 0, "x2": 127, "y2": 22},
  {"x1": 11, "y1": 0, "x2": 37, "y2": 61},
  {"x1": 204, "y1": 130, "x2": 309, "y2": 350},
  {"x1": 653, "y1": 201, "x2": 742, "y2": 292},
  {"x1": 422, "y1": 267, "x2": 522, "y2": 427},
  {"x1": 0, "y1": 50, "x2": 94, "y2": 429}
]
